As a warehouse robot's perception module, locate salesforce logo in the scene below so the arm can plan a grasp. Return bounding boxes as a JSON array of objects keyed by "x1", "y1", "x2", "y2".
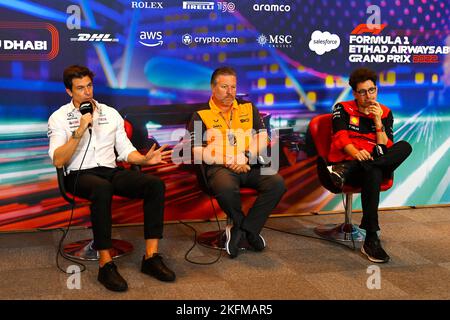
[
  {"x1": 253, "y1": 3, "x2": 291, "y2": 12},
  {"x1": 309, "y1": 30, "x2": 340, "y2": 55}
]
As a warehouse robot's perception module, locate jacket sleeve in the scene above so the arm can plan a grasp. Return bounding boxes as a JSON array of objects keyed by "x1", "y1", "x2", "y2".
[
  {"x1": 252, "y1": 104, "x2": 266, "y2": 132},
  {"x1": 187, "y1": 112, "x2": 207, "y2": 148},
  {"x1": 384, "y1": 110, "x2": 394, "y2": 147},
  {"x1": 331, "y1": 103, "x2": 352, "y2": 150}
]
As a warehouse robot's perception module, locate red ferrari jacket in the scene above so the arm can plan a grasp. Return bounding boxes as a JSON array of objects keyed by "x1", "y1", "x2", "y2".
[{"x1": 328, "y1": 100, "x2": 394, "y2": 163}]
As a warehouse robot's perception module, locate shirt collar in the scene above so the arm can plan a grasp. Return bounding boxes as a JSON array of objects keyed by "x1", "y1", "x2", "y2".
[{"x1": 209, "y1": 97, "x2": 238, "y2": 114}]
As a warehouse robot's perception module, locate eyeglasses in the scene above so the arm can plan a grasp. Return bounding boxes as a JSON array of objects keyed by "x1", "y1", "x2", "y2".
[{"x1": 356, "y1": 87, "x2": 377, "y2": 96}]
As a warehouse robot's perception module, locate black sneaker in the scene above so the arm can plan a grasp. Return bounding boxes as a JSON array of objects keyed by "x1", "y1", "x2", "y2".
[
  {"x1": 372, "y1": 144, "x2": 388, "y2": 159},
  {"x1": 141, "y1": 254, "x2": 176, "y2": 282},
  {"x1": 246, "y1": 231, "x2": 266, "y2": 252},
  {"x1": 97, "y1": 261, "x2": 128, "y2": 292},
  {"x1": 328, "y1": 163, "x2": 347, "y2": 190},
  {"x1": 361, "y1": 239, "x2": 390, "y2": 263},
  {"x1": 317, "y1": 157, "x2": 342, "y2": 194},
  {"x1": 225, "y1": 225, "x2": 243, "y2": 258}
]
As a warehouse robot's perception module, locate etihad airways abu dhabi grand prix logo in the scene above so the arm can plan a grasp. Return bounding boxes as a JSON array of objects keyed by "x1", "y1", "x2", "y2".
[{"x1": 0, "y1": 21, "x2": 59, "y2": 61}]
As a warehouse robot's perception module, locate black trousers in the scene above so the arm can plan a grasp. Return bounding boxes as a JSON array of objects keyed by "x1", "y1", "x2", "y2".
[
  {"x1": 344, "y1": 141, "x2": 412, "y2": 232},
  {"x1": 65, "y1": 166, "x2": 165, "y2": 250},
  {"x1": 206, "y1": 166, "x2": 286, "y2": 235}
]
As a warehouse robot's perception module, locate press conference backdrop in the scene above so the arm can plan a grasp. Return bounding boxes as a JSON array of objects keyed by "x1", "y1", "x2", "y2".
[{"x1": 0, "y1": 0, "x2": 449, "y2": 231}]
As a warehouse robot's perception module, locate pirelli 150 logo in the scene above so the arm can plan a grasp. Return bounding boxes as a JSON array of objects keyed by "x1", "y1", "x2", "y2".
[{"x1": 0, "y1": 22, "x2": 59, "y2": 61}]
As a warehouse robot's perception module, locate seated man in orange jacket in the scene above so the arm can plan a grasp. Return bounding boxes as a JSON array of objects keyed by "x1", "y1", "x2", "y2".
[{"x1": 318, "y1": 67, "x2": 412, "y2": 263}]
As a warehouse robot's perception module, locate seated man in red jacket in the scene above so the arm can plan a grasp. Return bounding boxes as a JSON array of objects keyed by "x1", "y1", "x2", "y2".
[{"x1": 318, "y1": 67, "x2": 412, "y2": 263}]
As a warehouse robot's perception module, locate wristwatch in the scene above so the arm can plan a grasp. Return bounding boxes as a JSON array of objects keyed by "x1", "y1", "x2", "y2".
[
  {"x1": 376, "y1": 125, "x2": 385, "y2": 133},
  {"x1": 71, "y1": 130, "x2": 81, "y2": 139}
]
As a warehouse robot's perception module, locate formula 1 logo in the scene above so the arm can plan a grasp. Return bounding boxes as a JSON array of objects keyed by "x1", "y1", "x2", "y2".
[
  {"x1": 351, "y1": 24, "x2": 387, "y2": 35},
  {"x1": 70, "y1": 33, "x2": 119, "y2": 42}
]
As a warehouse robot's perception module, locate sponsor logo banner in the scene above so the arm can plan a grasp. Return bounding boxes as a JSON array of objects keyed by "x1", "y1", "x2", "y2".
[
  {"x1": 182, "y1": 33, "x2": 238, "y2": 45},
  {"x1": 253, "y1": 3, "x2": 291, "y2": 12},
  {"x1": 257, "y1": 34, "x2": 292, "y2": 48},
  {"x1": 139, "y1": 31, "x2": 163, "y2": 47},
  {"x1": 0, "y1": 22, "x2": 59, "y2": 61},
  {"x1": 309, "y1": 30, "x2": 340, "y2": 55},
  {"x1": 70, "y1": 33, "x2": 119, "y2": 42},
  {"x1": 131, "y1": 1, "x2": 163, "y2": 9},
  {"x1": 182, "y1": 1, "x2": 235, "y2": 12}
]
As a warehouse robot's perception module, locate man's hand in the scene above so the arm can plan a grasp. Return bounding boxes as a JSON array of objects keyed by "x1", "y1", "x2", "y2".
[
  {"x1": 142, "y1": 144, "x2": 172, "y2": 165},
  {"x1": 226, "y1": 164, "x2": 251, "y2": 174},
  {"x1": 368, "y1": 100, "x2": 383, "y2": 125},
  {"x1": 79, "y1": 113, "x2": 93, "y2": 133},
  {"x1": 352, "y1": 149, "x2": 373, "y2": 161},
  {"x1": 224, "y1": 152, "x2": 248, "y2": 166}
]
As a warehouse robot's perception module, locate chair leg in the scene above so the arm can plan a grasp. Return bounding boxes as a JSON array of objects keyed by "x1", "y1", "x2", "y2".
[
  {"x1": 63, "y1": 239, "x2": 134, "y2": 261},
  {"x1": 314, "y1": 193, "x2": 366, "y2": 242}
]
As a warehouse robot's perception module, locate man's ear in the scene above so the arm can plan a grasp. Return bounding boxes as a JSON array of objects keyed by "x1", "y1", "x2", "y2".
[{"x1": 65, "y1": 88, "x2": 73, "y2": 97}]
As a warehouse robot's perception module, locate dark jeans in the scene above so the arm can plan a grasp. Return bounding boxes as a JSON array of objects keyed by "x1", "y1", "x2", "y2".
[
  {"x1": 206, "y1": 166, "x2": 286, "y2": 235},
  {"x1": 65, "y1": 166, "x2": 165, "y2": 250},
  {"x1": 344, "y1": 141, "x2": 412, "y2": 232}
]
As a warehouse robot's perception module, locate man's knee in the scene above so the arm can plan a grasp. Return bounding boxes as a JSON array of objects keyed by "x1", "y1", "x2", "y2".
[
  {"x1": 259, "y1": 174, "x2": 286, "y2": 196},
  {"x1": 363, "y1": 166, "x2": 383, "y2": 183},
  {"x1": 210, "y1": 183, "x2": 240, "y2": 200},
  {"x1": 270, "y1": 174, "x2": 286, "y2": 196},
  {"x1": 91, "y1": 181, "x2": 114, "y2": 200},
  {"x1": 144, "y1": 175, "x2": 165, "y2": 196},
  {"x1": 397, "y1": 140, "x2": 413, "y2": 157}
]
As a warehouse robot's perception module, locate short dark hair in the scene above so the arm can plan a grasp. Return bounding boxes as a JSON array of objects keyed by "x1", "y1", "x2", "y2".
[
  {"x1": 349, "y1": 68, "x2": 377, "y2": 91},
  {"x1": 63, "y1": 65, "x2": 95, "y2": 90},
  {"x1": 210, "y1": 66, "x2": 236, "y2": 85}
]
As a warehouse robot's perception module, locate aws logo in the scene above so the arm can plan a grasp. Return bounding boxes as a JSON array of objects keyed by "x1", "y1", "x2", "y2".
[{"x1": 139, "y1": 31, "x2": 163, "y2": 47}]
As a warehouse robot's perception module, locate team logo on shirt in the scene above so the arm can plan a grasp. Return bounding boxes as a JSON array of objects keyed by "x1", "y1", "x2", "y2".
[{"x1": 350, "y1": 116, "x2": 359, "y2": 126}]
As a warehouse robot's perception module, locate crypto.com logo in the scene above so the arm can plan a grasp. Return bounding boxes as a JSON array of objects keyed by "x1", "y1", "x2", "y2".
[
  {"x1": 182, "y1": 34, "x2": 193, "y2": 45},
  {"x1": 0, "y1": 21, "x2": 59, "y2": 61}
]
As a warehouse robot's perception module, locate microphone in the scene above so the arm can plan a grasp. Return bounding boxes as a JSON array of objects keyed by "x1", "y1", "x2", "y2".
[{"x1": 79, "y1": 101, "x2": 93, "y2": 134}]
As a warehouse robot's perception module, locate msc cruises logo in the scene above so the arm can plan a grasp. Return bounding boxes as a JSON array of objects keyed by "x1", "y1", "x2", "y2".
[{"x1": 257, "y1": 34, "x2": 292, "y2": 48}]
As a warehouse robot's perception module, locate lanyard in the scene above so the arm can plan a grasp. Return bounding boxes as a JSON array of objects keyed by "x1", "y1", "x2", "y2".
[
  {"x1": 219, "y1": 109, "x2": 233, "y2": 129},
  {"x1": 219, "y1": 109, "x2": 236, "y2": 146}
]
